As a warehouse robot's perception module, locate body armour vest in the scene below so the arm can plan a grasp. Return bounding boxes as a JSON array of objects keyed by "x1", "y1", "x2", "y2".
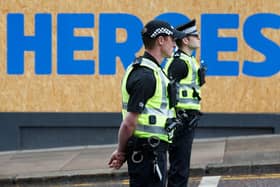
[
  {"x1": 165, "y1": 51, "x2": 201, "y2": 110},
  {"x1": 122, "y1": 57, "x2": 175, "y2": 143}
]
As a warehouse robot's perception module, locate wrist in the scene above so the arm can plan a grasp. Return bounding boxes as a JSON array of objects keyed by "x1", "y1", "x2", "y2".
[{"x1": 117, "y1": 146, "x2": 126, "y2": 153}]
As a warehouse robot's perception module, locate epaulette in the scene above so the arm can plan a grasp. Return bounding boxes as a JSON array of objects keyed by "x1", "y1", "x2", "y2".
[
  {"x1": 173, "y1": 51, "x2": 181, "y2": 58},
  {"x1": 132, "y1": 57, "x2": 142, "y2": 67}
]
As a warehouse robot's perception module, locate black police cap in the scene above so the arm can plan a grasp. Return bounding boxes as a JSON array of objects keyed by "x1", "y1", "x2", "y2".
[
  {"x1": 176, "y1": 19, "x2": 199, "y2": 36},
  {"x1": 141, "y1": 20, "x2": 185, "y2": 39}
]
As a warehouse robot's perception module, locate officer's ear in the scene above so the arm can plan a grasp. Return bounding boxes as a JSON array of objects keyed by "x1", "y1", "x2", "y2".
[
  {"x1": 182, "y1": 37, "x2": 189, "y2": 44},
  {"x1": 157, "y1": 35, "x2": 165, "y2": 46}
]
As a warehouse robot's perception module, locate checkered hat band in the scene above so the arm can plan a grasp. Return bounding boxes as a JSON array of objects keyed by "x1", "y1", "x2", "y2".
[{"x1": 150, "y1": 27, "x2": 173, "y2": 38}]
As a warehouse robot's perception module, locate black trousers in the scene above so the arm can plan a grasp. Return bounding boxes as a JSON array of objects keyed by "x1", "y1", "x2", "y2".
[
  {"x1": 126, "y1": 138, "x2": 168, "y2": 187},
  {"x1": 167, "y1": 127, "x2": 195, "y2": 187}
]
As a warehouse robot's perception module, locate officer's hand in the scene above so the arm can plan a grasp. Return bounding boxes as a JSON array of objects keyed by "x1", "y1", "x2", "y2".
[
  {"x1": 108, "y1": 150, "x2": 126, "y2": 169},
  {"x1": 198, "y1": 67, "x2": 206, "y2": 86}
]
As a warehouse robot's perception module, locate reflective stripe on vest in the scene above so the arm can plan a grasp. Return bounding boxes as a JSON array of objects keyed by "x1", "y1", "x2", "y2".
[
  {"x1": 121, "y1": 57, "x2": 174, "y2": 143},
  {"x1": 166, "y1": 52, "x2": 201, "y2": 110},
  {"x1": 135, "y1": 124, "x2": 167, "y2": 135}
]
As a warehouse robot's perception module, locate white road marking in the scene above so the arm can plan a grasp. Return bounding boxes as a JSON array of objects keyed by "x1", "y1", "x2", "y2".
[{"x1": 198, "y1": 176, "x2": 221, "y2": 187}]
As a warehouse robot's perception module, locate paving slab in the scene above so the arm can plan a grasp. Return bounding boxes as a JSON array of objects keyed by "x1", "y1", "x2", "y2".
[
  {"x1": 191, "y1": 140, "x2": 225, "y2": 166},
  {"x1": 0, "y1": 150, "x2": 82, "y2": 175},
  {"x1": 0, "y1": 135, "x2": 280, "y2": 185}
]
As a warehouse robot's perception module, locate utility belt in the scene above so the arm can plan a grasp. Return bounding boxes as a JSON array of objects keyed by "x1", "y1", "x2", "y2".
[
  {"x1": 176, "y1": 109, "x2": 202, "y2": 129},
  {"x1": 127, "y1": 136, "x2": 169, "y2": 153},
  {"x1": 126, "y1": 136, "x2": 168, "y2": 182}
]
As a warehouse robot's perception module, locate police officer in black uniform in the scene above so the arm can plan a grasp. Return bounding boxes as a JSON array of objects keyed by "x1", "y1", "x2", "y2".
[
  {"x1": 108, "y1": 20, "x2": 185, "y2": 187},
  {"x1": 164, "y1": 19, "x2": 206, "y2": 187}
]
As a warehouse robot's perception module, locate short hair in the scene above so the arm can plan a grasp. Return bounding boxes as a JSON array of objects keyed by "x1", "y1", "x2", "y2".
[
  {"x1": 142, "y1": 35, "x2": 157, "y2": 49},
  {"x1": 176, "y1": 39, "x2": 183, "y2": 48}
]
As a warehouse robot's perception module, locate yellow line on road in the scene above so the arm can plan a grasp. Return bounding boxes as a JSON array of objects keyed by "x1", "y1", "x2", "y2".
[
  {"x1": 122, "y1": 179, "x2": 129, "y2": 184},
  {"x1": 71, "y1": 179, "x2": 130, "y2": 186},
  {"x1": 67, "y1": 173, "x2": 280, "y2": 186},
  {"x1": 222, "y1": 173, "x2": 280, "y2": 181},
  {"x1": 72, "y1": 183, "x2": 96, "y2": 187},
  {"x1": 190, "y1": 176, "x2": 203, "y2": 181},
  {"x1": 72, "y1": 183, "x2": 93, "y2": 187},
  {"x1": 189, "y1": 173, "x2": 280, "y2": 182}
]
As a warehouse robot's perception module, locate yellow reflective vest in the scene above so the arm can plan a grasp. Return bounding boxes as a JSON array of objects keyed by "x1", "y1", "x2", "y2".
[
  {"x1": 165, "y1": 52, "x2": 201, "y2": 110},
  {"x1": 122, "y1": 57, "x2": 174, "y2": 143}
]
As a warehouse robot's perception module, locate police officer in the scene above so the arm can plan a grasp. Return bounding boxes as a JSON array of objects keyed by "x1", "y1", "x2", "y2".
[
  {"x1": 108, "y1": 20, "x2": 185, "y2": 187},
  {"x1": 164, "y1": 19, "x2": 206, "y2": 187}
]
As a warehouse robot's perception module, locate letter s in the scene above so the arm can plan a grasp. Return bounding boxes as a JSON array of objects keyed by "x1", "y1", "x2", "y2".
[{"x1": 243, "y1": 13, "x2": 280, "y2": 77}]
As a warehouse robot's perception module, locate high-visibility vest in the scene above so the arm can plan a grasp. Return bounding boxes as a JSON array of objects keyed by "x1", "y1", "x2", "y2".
[
  {"x1": 122, "y1": 57, "x2": 174, "y2": 143},
  {"x1": 165, "y1": 52, "x2": 201, "y2": 110}
]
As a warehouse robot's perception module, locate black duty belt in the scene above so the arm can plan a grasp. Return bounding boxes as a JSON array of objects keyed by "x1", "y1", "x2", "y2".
[
  {"x1": 127, "y1": 136, "x2": 169, "y2": 152},
  {"x1": 176, "y1": 109, "x2": 200, "y2": 116}
]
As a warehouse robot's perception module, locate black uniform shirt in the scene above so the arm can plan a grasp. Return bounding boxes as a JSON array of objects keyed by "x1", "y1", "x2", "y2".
[
  {"x1": 167, "y1": 49, "x2": 189, "y2": 82},
  {"x1": 126, "y1": 52, "x2": 162, "y2": 113}
]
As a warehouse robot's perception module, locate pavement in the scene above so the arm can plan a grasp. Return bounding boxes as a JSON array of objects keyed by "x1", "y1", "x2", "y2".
[{"x1": 1, "y1": 134, "x2": 280, "y2": 185}]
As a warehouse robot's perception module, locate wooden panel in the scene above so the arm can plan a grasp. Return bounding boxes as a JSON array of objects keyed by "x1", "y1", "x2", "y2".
[{"x1": 0, "y1": 0, "x2": 279, "y2": 112}]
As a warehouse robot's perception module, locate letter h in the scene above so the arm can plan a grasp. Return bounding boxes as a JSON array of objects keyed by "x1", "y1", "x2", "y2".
[{"x1": 7, "y1": 13, "x2": 51, "y2": 74}]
